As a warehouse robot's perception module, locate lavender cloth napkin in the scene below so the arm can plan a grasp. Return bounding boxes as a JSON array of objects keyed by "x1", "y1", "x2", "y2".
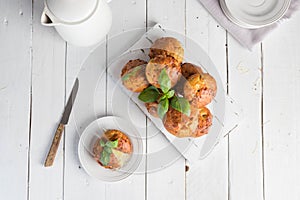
[{"x1": 198, "y1": 0, "x2": 300, "y2": 49}]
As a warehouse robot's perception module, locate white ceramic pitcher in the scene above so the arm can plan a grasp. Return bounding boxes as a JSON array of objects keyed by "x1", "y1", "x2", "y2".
[{"x1": 41, "y1": 0, "x2": 112, "y2": 47}]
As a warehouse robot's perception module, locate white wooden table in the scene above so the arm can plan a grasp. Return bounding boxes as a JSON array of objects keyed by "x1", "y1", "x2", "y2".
[{"x1": 1, "y1": 0, "x2": 300, "y2": 199}]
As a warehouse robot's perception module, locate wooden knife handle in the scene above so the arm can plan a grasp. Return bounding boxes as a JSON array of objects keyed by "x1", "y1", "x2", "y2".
[{"x1": 44, "y1": 123, "x2": 65, "y2": 167}]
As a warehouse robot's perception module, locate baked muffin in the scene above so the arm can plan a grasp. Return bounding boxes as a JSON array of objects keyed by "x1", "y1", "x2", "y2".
[
  {"x1": 121, "y1": 59, "x2": 149, "y2": 93},
  {"x1": 104, "y1": 129, "x2": 133, "y2": 154},
  {"x1": 149, "y1": 37, "x2": 184, "y2": 63},
  {"x1": 194, "y1": 107, "x2": 213, "y2": 137},
  {"x1": 163, "y1": 106, "x2": 212, "y2": 138},
  {"x1": 145, "y1": 102, "x2": 159, "y2": 118},
  {"x1": 184, "y1": 73, "x2": 217, "y2": 108},
  {"x1": 146, "y1": 56, "x2": 181, "y2": 88},
  {"x1": 93, "y1": 129, "x2": 133, "y2": 169},
  {"x1": 163, "y1": 107, "x2": 199, "y2": 138},
  {"x1": 93, "y1": 138, "x2": 120, "y2": 169},
  {"x1": 181, "y1": 63, "x2": 203, "y2": 79},
  {"x1": 174, "y1": 63, "x2": 204, "y2": 94}
]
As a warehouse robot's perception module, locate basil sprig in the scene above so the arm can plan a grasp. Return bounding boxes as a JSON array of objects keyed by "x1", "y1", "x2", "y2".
[
  {"x1": 138, "y1": 68, "x2": 190, "y2": 119},
  {"x1": 157, "y1": 98, "x2": 169, "y2": 119},
  {"x1": 121, "y1": 65, "x2": 143, "y2": 81},
  {"x1": 158, "y1": 89, "x2": 175, "y2": 102},
  {"x1": 171, "y1": 96, "x2": 191, "y2": 116},
  {"x1": 138, "y1": 86, "x2": 160, "y2": 103},
  {"x1": 158, "y1": 68, "x2": 171, "y2": 93},
  {"x1": 99, "y1": 139, "x2": 118, "y2": 166}
]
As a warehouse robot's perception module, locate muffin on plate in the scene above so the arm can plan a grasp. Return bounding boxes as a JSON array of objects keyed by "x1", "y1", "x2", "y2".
[
  {"x1": 181, "y1": 63, "x2": 204, "y2": 79},
  {"x1": 146, "y1": 56, "x2": 181, "y2": 88},
  {"x1": 194, "y1": 107, "x2": 213, "y2": 137},
  {"x1": 121, "y1": 59, "x2": 149, "y2": 93},
  {"x1": 174, "y1": 63, "x2": 204, "y2": 94},
  {"x1": 145, "y1": 102, "x2": 159, "y2": 118},
  {"x1": 184, "y1": 73, "x2": 217, "y2": 108},
  {"x1": 93, "y1": 129, "x2": 133, "y2": 169},
  {"x1": 163, "y1": 106, "x2": 198, "y2": 138},
  {"x1": 149, "y1": 37, "x2": 184, "y2": 63},
  {"x1": 163, "y1": 106, "x2": 212, "y2": 138}
]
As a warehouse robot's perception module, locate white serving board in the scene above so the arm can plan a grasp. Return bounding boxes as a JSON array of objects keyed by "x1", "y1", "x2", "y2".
[{"x1": 108, "y1": 24, "x2": 241, "y2": 163}]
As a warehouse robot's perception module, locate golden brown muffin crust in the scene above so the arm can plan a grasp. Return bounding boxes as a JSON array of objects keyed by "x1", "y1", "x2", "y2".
[
  {"x1": 163, "y1": 107, "x2": 199, "y2": 138},
  {"x1": 121, "y1": 59, "x2": 147, "y2": 76},
  {"x1": 149, "y1": 37, "x2": 184, "y2": 63},
  {"x1": 93, "y1": 130, "x2": 133, "y2": 169},
  {"x1": 195, "y1": 107, "x2": 213, "y2": 137},
  {"x1": 163, "y1": 106, "x2": 212, "y2": 138},
  {"x1": 121, "y1": 59, "x2": 149, "y2": 93},
  {"x1": 174, "y1": 63, "x2": 204, "y2": 95},
  {"x1": 146, "y1": 56, "x2": 181, "y2": 88},
  {"x1": 145, "y1": 102, "x2": 159, "y2": 118},
  {"x1": 181, "y1": 63, "x2": 204, "y2": 79},
  {"x1": 104, "y1": 129, "x2": 133, "y2": 154},
  {"x1": 184, "y1": 73, "x2": 217, "y2": 108}
]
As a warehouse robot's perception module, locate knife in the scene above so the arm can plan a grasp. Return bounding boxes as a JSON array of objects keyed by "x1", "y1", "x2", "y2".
[{"x1": 44, "y1": 78, "x2": 79, "y2": 167}]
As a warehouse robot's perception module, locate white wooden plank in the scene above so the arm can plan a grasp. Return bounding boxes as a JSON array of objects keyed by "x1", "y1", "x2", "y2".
[
  {"x1": 106, "y1": 0, "x2": 146, "y2": 199},
  {"x1": 0, "y1": 0, "x2": 31, "y2": 199},
  {"x1": 185, "y1": 1, "x2": 228, "y2": 200},
  {"x1": 64, "y1": 44, "x2": 108, "y2": 200},
  {"x1": 64, "y1": 0, "x2": 147, "y2": 199},
  {"x1": 263, "y1": 13, "x2": 300, "y2": 200},
  {"x1": 4, "y1": 1, "x2": 300, "y2": 200},
  {"x1": 61, "y1": 21, "x2": 103, "y2": 200},
  {"x1": 227, "y1": 34, "x2": 264, "y2": 199},
  {"x1": 28, "y1": 0, "x2": 66, "y2": 199},
  {"x1": 147, "y1": 0, "x2": 186, "y2": 199}
]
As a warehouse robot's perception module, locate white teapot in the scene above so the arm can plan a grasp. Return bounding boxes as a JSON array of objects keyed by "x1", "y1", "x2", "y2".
[{"x1": 41, "y1": 0, "x2": 112, "y2": 47}]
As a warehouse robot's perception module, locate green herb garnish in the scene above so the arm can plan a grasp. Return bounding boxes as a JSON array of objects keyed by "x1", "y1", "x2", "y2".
[
  {"x1": 158, "y1": 98, "x2": 169, "y2": 119},
  {"x1": 121, "y1": 65, "x2": 143, "y2": 81},
  {"x1": 166, "y1": 90, "x2": 175, "y2": 99},
  {"x1": 99, "y1": 139, "x2": 119, "y2": 166},
  {"x1": 158, "y1": 68, "x2": 171, "y2": 93},
  {"x1": 138, "y1": 68, "x2": 190, "y2": 119},
  {"x1": 171, "y1": 96, "x2": 191, "y2": 116},
  {"x1": 106, "y1": 140, "x2": 118, "y2": 148},
  {"x1": 138, "y1": 86, "x2": 160, "y2": 103}
]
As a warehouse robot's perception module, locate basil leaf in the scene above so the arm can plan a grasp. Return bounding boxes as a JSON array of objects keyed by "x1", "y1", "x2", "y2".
[
  {"x1": 100, "y1": 149, "x2": 110, "y2": 166},
  {"x1": 138, "y1": 86, "x2": 160, "y2": 103},
  {"x1": 158, "y1": 98, "x2": 169, "y2": 119},
  {"x1": 106, "y1": 140, "x2": 118, "y2": 148},
  {"x1": 121, "y1": 65, "x2": 143, "y2": 81},
  {"x1": 166, "y1": 90, "x2": 175, "y2": 99},
  {"x1": 171, "y1": 96, "x2": 191, "y2": 116},
  {"x1": 104, "y1": 146, "x2": 112, "y2": 154},
  {"x1": 99, "y1": 139, "x2": 106, "y2": 147},
  {"x1": 158, "y1": 90, "x2": 174, "y2": 102},
  {"x1": 158, "y1": 94, "x2": 166, "y2": 102},
  {"x1": 158, "y1": 68, "x2": 171, "y2": 93}
]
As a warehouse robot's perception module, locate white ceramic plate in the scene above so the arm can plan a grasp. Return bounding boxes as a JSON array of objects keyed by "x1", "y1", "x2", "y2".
[
  {"x1": 74, "y1": 24, "x2": 241, "y2": 167},
  {"x1": 108, "y1": 25, "x2": 226, "y2": 162},
  {"x1": 220, "y1": 0, "x2": 259, "y2": 29},
  {"x1": 78, "y1": 116, "x2": 143, "y2": 182},
  {"x1": 221, "y1": 0, "x2": 291, "y2": 28}
]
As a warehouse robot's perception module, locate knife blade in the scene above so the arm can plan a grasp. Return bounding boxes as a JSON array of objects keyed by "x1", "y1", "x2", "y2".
[{"x1": 44, "y1": 78, "x2": 79, "y2": 167}]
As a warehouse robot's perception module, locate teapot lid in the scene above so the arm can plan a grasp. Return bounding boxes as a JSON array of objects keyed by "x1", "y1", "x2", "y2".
[{"x1": 46, "y1": 0, "x2": 98, "y2": 23}]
